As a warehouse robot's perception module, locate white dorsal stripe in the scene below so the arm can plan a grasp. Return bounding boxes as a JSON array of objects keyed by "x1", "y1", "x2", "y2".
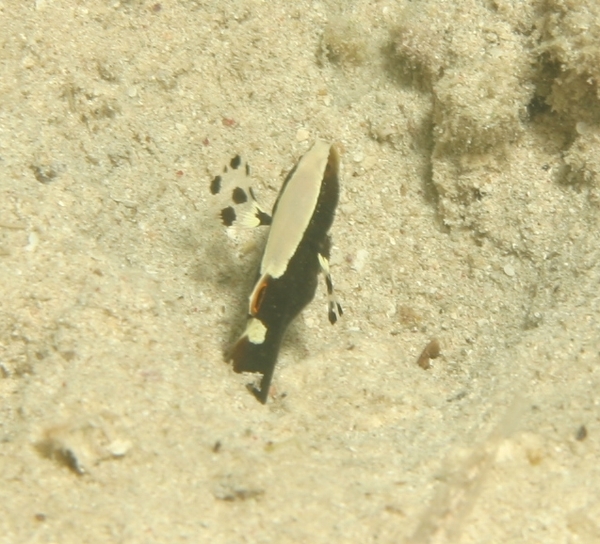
[{"x1": 260, "y1": 140, "x2": 331, "y2": 279}]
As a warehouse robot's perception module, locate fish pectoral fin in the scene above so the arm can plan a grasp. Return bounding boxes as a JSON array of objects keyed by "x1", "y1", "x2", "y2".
[{"x1": 318, "y1": 252, "x2": 343, "y2": 325}]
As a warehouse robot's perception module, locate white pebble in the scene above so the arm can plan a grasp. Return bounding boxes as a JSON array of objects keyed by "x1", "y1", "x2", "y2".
[
  {"x1": 107, "y1": 439, "x2": 132, "y2": 457},
  {"x1": 25, "y1": 232, "x2": 39, "y2": 252},
  {"x1": 22, "y1": 56, "x2": 35, "y2": 69},
  {"x1": 296, "y1": 128, "x2": 310, "y2": 142},
  {"x1": 352, "y1": 249, "x2": 368, "y2": 272},
  {"x1": 503, "y1": 264, "x2": 515, "y2": 277}
]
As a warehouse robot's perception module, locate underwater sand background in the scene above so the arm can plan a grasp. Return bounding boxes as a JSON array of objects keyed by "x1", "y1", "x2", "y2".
[{"x1": 1, "y1": 0, "x2": 599, "y2": 542}]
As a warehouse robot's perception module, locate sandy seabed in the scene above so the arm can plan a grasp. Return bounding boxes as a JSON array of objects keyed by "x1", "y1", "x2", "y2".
[{"x1": 1, "y1": 1, "x2": 599, "y2": 543}]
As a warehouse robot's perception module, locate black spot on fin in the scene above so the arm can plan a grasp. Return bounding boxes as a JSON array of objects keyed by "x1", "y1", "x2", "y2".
[
  {"x1": 221, "y1": 206, "x2": 237, "y2": 227},
  {"x1": 210, "y1": 175, "x2": 222, "y2": 195},
  {"x1": 230, "y1": 155, "x2": 242, "y2": 169},
  {"x1": 232, "y1": 187, "x2": 248, "y2": 204}
]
